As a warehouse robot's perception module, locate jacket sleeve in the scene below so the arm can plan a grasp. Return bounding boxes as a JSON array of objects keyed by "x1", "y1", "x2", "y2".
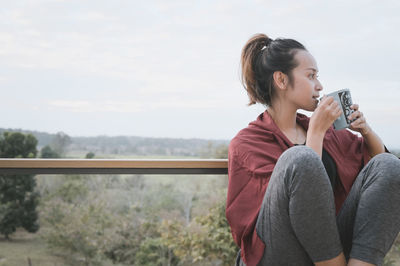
[
  {"x1": 226, "y1": 148, "x2": 253, "y2": 246},
  {"x1": 226, "y1": 149, "x2": 268, "y2": 266}
]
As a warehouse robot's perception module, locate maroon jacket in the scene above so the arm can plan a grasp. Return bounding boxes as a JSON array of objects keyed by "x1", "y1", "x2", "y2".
[{"x1": 226, "y1": 111, "x2": 371, "y2": 266}]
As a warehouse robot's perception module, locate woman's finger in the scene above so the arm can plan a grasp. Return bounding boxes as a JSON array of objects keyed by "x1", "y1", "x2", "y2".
[
  {"x1": 348, "y1": 110, "x2": 362, "y2": 121},
  {"x1": 350, "y1": 104, "x2": 359, "y2": 111},
  {"x1": 335, "y1": 104, "x2": 343, "y2": 117},
  {"x1": 322, "y1": 96, "x2": 334, "y2": 106},
  {"x1": 351, "y1": 116, "x2": 366, "y2": 128}
]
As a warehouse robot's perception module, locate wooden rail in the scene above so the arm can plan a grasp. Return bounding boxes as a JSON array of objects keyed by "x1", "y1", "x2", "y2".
[{"x1": 0, "y1": 159, "x2": 228, "y2": 175}]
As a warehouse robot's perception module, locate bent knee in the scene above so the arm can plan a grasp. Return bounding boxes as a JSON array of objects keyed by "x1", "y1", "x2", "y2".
[
  {"x1": 371, "y1": 153, "x2": 400, "y2": 171},
  {"x1": 275, "y1": 146, "x2": 330, "y2": 190},
  {"x1": 370, "y1": 153, "x2": 400, "y2": 186},
  {"x1": 280, "y1": 146, "x2": 321, "y2": 167},
  {"x1": 278, "y1": 146, "x2": 325, "y2": 176},
  {"x1": 372, "y1": 152, "x2": 399, "y2": 164}
]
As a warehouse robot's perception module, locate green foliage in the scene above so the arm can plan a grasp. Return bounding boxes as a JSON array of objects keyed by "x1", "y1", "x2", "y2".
[
  {"x1": 40, "y1": 145, "x2": 61, "y2": 158},
  {"x1": 159, "y1": 199, "x2": 237, "y2": 265},
  {"x1": 382, "y1": 234, "x2": 400, "y2": 265},
  {"x1": 104, "y1": 220, "x2": 157, "y2": 264},
  {"x1": 56, "y1": 176, "x2": 89, "y2": 204},
  {"x1": 41, "y1": 199, "x2": 112, "y2": 266},
  {"x1": 391, "y1": 150, "x2": 400, "y2": 158},
  {"x1": 50, "y1": 132, "x2": 71, "y2": 157},
  {"x1": 100, "y1": 195, "x2": 236, "y2": 266},
  {"x1": 135, "y1": 237, "x2": 179, "y2": 266},
  {"x1": 105, "y1": 219, "x2": 179, "y2": 266},
  {"x1": 0, "y1": 132, "x2": 40, "y2": 239},
  {"x1": 38, "y1": 172, "x2": 236, "y2": 265},
  {"x1": 106, "y1": 195, "x2": 236, "y2": 265},
  {"x1": 384, "y1": 257, "x2": 396, "y2": 266},
  {"x1": 200, "y1": 141, "x2": 228, "y2": 159},
  {"x1": 40, "y1": 175, "x2": 120, "y2": 265},
  {"x1": 142, "y1": 184, "x2": 183, "y2": 217},
  {"x1": 0, "y1": 132, "x2": 37, "y2": 158},
  {"x1": 85, "y1": 152, "x2": 95, "y2": 159},
  {"x1": 214, "y1": 144, "x2": 229, "y2": 159},
  {"x1": 0, "y1": 177, "x2": 40, "y2": 237},
  {"x1": 194, "y1": 200, "x2": 238, "y2": 263}
]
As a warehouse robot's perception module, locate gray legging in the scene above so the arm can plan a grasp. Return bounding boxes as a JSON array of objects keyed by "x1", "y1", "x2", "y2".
[{"x1": 237, "y1": 146, "x2": 400, "y2": 266}]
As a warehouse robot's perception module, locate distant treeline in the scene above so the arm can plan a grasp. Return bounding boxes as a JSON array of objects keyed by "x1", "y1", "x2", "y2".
[
  {"x1": 70, "y1": 135, "x2": 230, "y2": 157},
  {"x1": 1, "y1": 127, "x2": 398, "y2": 158},
  {"x1": 0, "y1": 128, "x2": 230, "y2": 157}
]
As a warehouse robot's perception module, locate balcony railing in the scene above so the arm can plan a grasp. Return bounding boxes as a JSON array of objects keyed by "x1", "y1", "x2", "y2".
[{"x1": 0, "y1": 159, "x2": 228, "y2": 175}]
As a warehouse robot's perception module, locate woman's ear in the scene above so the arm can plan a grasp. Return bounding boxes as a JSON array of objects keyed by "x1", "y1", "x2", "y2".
[{"x1": 272, "y1": 71, "x2": 288, "y2": 90}]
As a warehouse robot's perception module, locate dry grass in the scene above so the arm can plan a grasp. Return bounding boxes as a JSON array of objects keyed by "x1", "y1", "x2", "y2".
[
  {"x1": 0, "y1": 230, "x2": 63, "y2": 266},
  {"x1": 384, "y1": 235, "x2": 400, "y2": 265}
]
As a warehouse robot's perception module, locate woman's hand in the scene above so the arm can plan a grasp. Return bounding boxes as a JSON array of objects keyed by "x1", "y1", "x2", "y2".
[
  {"x1": 348, "y1": 104, "x2": 385, "y2": 157},
  {"x1": 309, "y1": 96, "x2": 342, "y2": 135},
  {"x1": 307, "y1": 96, "x2": 342, "y2": 158},
  {"x1": 348, "y1": 104, "x2": 371, "y2": 136}
]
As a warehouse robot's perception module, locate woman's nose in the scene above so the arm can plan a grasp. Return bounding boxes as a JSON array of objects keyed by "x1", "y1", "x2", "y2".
[{"x1": 316, "y1": 80, "x2": 323, "y2": 91}]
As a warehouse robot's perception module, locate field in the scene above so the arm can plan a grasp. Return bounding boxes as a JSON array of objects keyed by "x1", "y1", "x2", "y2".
[{"x1": 0, "y1": 230, "x2": 63, "y2": 266}]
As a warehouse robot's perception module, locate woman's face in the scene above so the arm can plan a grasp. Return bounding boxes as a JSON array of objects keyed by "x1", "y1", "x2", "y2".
[{"x1": 285, "y1": 50, "x2": 323, "y2": 112}]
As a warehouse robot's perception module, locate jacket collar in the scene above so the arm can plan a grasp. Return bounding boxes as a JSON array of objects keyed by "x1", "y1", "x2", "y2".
[{"x1": 250, "y1": 110, "x2": 311, "y2": 146}]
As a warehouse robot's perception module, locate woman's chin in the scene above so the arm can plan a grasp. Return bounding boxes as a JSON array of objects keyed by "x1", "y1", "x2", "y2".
[{"x1": 303, "y1": 105, "x2": 317, "y2": 112}]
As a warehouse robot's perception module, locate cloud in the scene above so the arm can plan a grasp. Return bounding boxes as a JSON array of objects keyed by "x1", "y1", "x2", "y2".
[
  {"x1": 47, "y1": 98, "x2": 232, "y2": 113},
  {"x1": 74, "y1": 11, "x2": 117, "y2": 22},
  {"x1": 48, "y1": 100, "x2": 145, "y2": 113},
  {"x1": 2, "y1": 9, "x2": 32, "y2": 26}
]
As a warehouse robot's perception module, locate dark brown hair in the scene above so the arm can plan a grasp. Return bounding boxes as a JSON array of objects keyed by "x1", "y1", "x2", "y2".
[{"x1": 240, "y1": 33, "x2": 307, "y2": 106}]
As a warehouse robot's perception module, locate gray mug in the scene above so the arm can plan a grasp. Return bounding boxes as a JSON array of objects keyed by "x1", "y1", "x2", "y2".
[{"x1": 326, "y1": 89, "x2": 354, "y2": 130}]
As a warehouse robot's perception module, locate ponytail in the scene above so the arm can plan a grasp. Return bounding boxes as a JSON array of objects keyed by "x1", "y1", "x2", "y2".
[{"x1": 240, "y1": 33, "x2": 306, "y2": 106}]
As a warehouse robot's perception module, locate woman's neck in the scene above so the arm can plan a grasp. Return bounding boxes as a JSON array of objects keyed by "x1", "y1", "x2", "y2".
[
  {"x1": 267, "y1": 105, "x2": 298, "y2": 132},
  {"x1": 268, "y1": 104, "x2": 306, "y2": 145}
]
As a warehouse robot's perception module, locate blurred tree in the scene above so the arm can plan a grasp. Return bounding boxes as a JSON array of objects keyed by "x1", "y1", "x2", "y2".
[
  {"x1": 214, "y1": 144, "x2": 228, "y2": 159},
  {"x1": 50, "y1": 132, "x2": 71, "y2": 157},
  {"x1": 135, "y1": 237, "x2": 178, "y2": 266},
  {"x1": 104, "y1": 218, "x2": 180, "y2": 266},
  {"x1": 40, "y1": 145, "x2": 61, "y2": 158},
  {"x1": 200, "y1": 141, "x2": 229, "y2": 159},
  {"x1": 0, "y1": 132, "x2": 40, "y2": 239},
  {"x1": 41, "y1": 200, "x2": 111, "y2": 265},
  {"x1": 200, "y1": 141, "x2": 214, "y2": 158},
  {"x1": 85, "y1": 152, "x2": 95, "y2": 159},
  {"x1": 192, "y1": 199, "x2": 238, "y2": 264},
  {"x1": 0, "y1": 132, "x2": 37, "y2": 158},
  {"x1": 160, "y1": 197, "x2": 238, "y2": 265}
]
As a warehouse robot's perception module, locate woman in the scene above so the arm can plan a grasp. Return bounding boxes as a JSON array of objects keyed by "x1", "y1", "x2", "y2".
[{"x1": 226, "y1": 33, "x2": 400, "y2": 266}]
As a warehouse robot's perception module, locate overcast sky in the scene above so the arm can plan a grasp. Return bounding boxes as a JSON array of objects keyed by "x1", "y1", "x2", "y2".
[{"x1": 1, "y1": 0, "x2": 399, "y2": 149}]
